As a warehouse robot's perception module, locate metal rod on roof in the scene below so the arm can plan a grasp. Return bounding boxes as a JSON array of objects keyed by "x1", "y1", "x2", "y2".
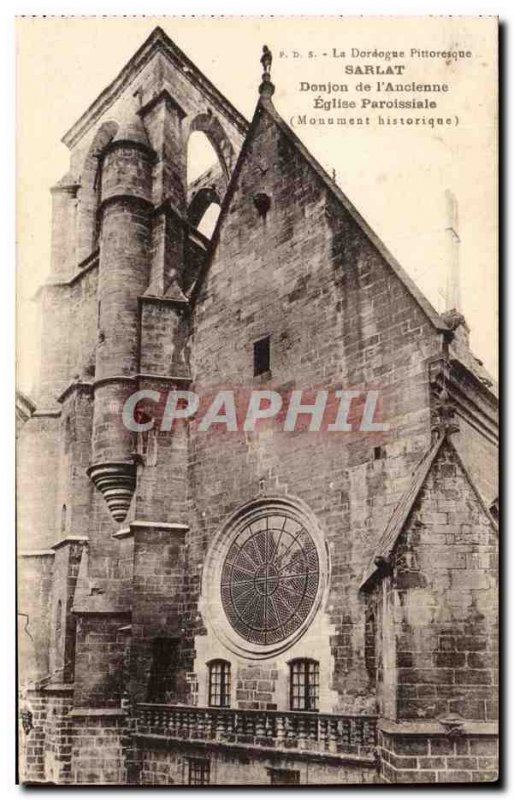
[{"x1": 445, "y1": 188, "x2": 461, "y2": 312}]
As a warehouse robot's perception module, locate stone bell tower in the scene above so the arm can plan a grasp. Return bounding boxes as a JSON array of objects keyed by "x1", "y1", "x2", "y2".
[
  {"x1": 38, "y1": 28, "x2": 247, "y2": 528},
  {"x1": 87, "y1": 118, "x2": 155, "y2": 522},
  {"x1": 17, "y1": 28, "x2": 248, "y2": 746}
]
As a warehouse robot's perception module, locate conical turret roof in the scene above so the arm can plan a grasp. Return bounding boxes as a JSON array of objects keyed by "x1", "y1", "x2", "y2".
[{"x1": 112, "y1": 114, "x2": 152, "y2": 150}]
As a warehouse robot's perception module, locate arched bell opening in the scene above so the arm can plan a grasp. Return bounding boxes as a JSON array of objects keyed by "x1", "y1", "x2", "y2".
[{"x1": 76, "y1": 120, "x2": 119, "y2": 264}]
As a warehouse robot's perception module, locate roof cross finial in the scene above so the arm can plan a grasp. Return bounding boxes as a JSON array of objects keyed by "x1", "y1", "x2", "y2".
[{"x1": 259, "y1": 45, "x2": 275, "y2": 98}]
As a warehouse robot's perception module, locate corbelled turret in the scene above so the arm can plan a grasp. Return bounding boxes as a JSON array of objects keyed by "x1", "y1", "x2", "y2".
[{"x1": 87, "y1": 113, "x2": 155, "y2": 522}]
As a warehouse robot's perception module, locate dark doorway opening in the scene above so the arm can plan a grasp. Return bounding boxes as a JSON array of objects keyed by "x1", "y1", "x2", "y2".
[{"x1": 146, "y1": 637, "x2": 180, "y2": 703}]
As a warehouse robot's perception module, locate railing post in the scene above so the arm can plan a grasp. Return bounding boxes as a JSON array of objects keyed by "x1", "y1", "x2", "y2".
[
  {"x1": 318, "y1": 716, "x2": 326, "y2": 751},
  {"x1": 327, "y1": 718, "x2": 338, "y2": 753},
  {"x1": 256, "y1": 712, "x2": 265, "y2": 739},
  {"x1": 363, "y1": 718, "x2": 375, "y2": 751},
  {"x1": 341, "y1": 717, "x2": 350, "y2": 751},
  {"x1": 276, "y1": 713, "x2": 285, "y2": 744},
  {"x1": 215, "y1": 709, "x2": 225, "y2": 740},
  {"x1": 196, "y1": 709, "x2": 203, "y2": 740},
  {"x1": 285, "y1": 711, "x2": 295, "y2": 744},
  {"x1": 307, "y1": 714, "x2": 317, "y2": 746},
  {"x1": 205, "y1": 709, "x2": 212, "y2": 740},
  {"x1": 353, "y1": 718, "x2": 362, "y2": 754},
  {"x1": 298, "y1": 715, "x2": 306, "y2": 750}
]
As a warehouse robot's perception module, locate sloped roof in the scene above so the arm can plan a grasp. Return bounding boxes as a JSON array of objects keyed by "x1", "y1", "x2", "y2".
[
  {"x1": 360, "y1": 436, "x2": 445, "y2": 591},
  {"x1": 112, "y1": 115, "x2": 152, "y2": 150},
  {"x1": 62, "y1": 26, "x2": 249, "y2": 149},
  {"x1": 192, "y1": 93, "x2": 449, "y2": 334},
  {"x1": 452, "y1": 351, "x2": 498, "y2": 399},
  {"x1": 259, "y1": 98, "x2": 449, "y2": 333},
  {"x1": 360, "y1": 432, "x2": 498, "y2": 591},
  {"x1": 16, "y1": 389, "x2": 36, "y2": 425}
]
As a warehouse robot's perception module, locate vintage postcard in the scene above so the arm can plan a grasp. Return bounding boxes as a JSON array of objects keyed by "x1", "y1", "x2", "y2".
[{"x1": 16, "y1": 16, "x2": 498, "y2": 785}]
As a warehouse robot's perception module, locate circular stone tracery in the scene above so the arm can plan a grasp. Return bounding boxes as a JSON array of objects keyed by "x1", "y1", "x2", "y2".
[{"x1": 220, "y1": 511, "x2": 320, "y2": 647}]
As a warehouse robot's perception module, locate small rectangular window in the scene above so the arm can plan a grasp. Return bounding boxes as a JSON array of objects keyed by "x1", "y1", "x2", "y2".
[
  {"x1": 188, "y1": 757, "x2": 210, "y2": 785},
  {"x1": 208, "y1": 660, "x2": 231, "y2": 708},
  {"x1": 269, "y1": 768, "x2": 300, "y2": 785},
  {"x1": 254, "y1": 336, "x2": 270, "y2": 376},
  {"x1": 290, "y1": 659, "x2": 319, "y2": 711}
]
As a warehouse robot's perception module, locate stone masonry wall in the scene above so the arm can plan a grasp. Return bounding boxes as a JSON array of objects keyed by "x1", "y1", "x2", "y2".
[
  {"x1": 379, "y1": 729, "x2": 498, "y2": 783},
  {"x1": 19, "y1": 690, "x2": 48, "y2": 783},
  {"x1": 452, "y1": 413, "x2": 498, "y2": 508},
  {"x1": 138, "y1": 742, "x2": 377, "y2": 785},
  {"x1": 389, "y1": 439, "x2": 498, "y2": 723},
  {"x1": 69, "y1": 712, "x2": 127, "y2": 784},
  {"x1": 17, "y1": 417, "x2": 60, "y2": 552},
  {"x1": 73, "y1": 615, "x2": 130, "y2": 708},
  {"x1": 18, "y1": 554, "x2": 54, "y2": 685},
  {"x1": 187, "y1": 101, "x2": 442, "y2": 712},
  {"x1": 41, "y1": 689, "x2": 75, "y2": 784},
  {"x1": 130, "y1": 524, "x2": 188, "y2": 704}
]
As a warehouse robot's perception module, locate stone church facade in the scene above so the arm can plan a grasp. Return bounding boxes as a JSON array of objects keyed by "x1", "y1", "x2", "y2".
[{"x1": 17, "y1": 27, "x2": 498, "y2": 785}]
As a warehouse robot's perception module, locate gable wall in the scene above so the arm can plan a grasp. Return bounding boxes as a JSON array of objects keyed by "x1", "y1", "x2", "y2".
[
  {"x1": 186, "y1": 104, "x2": 442, "y2": 711},
  {"x1": 452, "y1": 413, "x2": 498, "y2": 507},
  {"x1": 389, "y1": 439, "x2": 498, "y2": 723}
]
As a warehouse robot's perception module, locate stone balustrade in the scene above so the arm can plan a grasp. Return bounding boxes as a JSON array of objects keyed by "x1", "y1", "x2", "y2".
[{"x1": 136, "y1": 704, "x2": 377, "y2": 758}]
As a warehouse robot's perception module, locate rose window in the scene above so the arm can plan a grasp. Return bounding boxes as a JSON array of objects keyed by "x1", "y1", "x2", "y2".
[{"x1": 220, "y1": 511, "x2": 320, "y2": 647}]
